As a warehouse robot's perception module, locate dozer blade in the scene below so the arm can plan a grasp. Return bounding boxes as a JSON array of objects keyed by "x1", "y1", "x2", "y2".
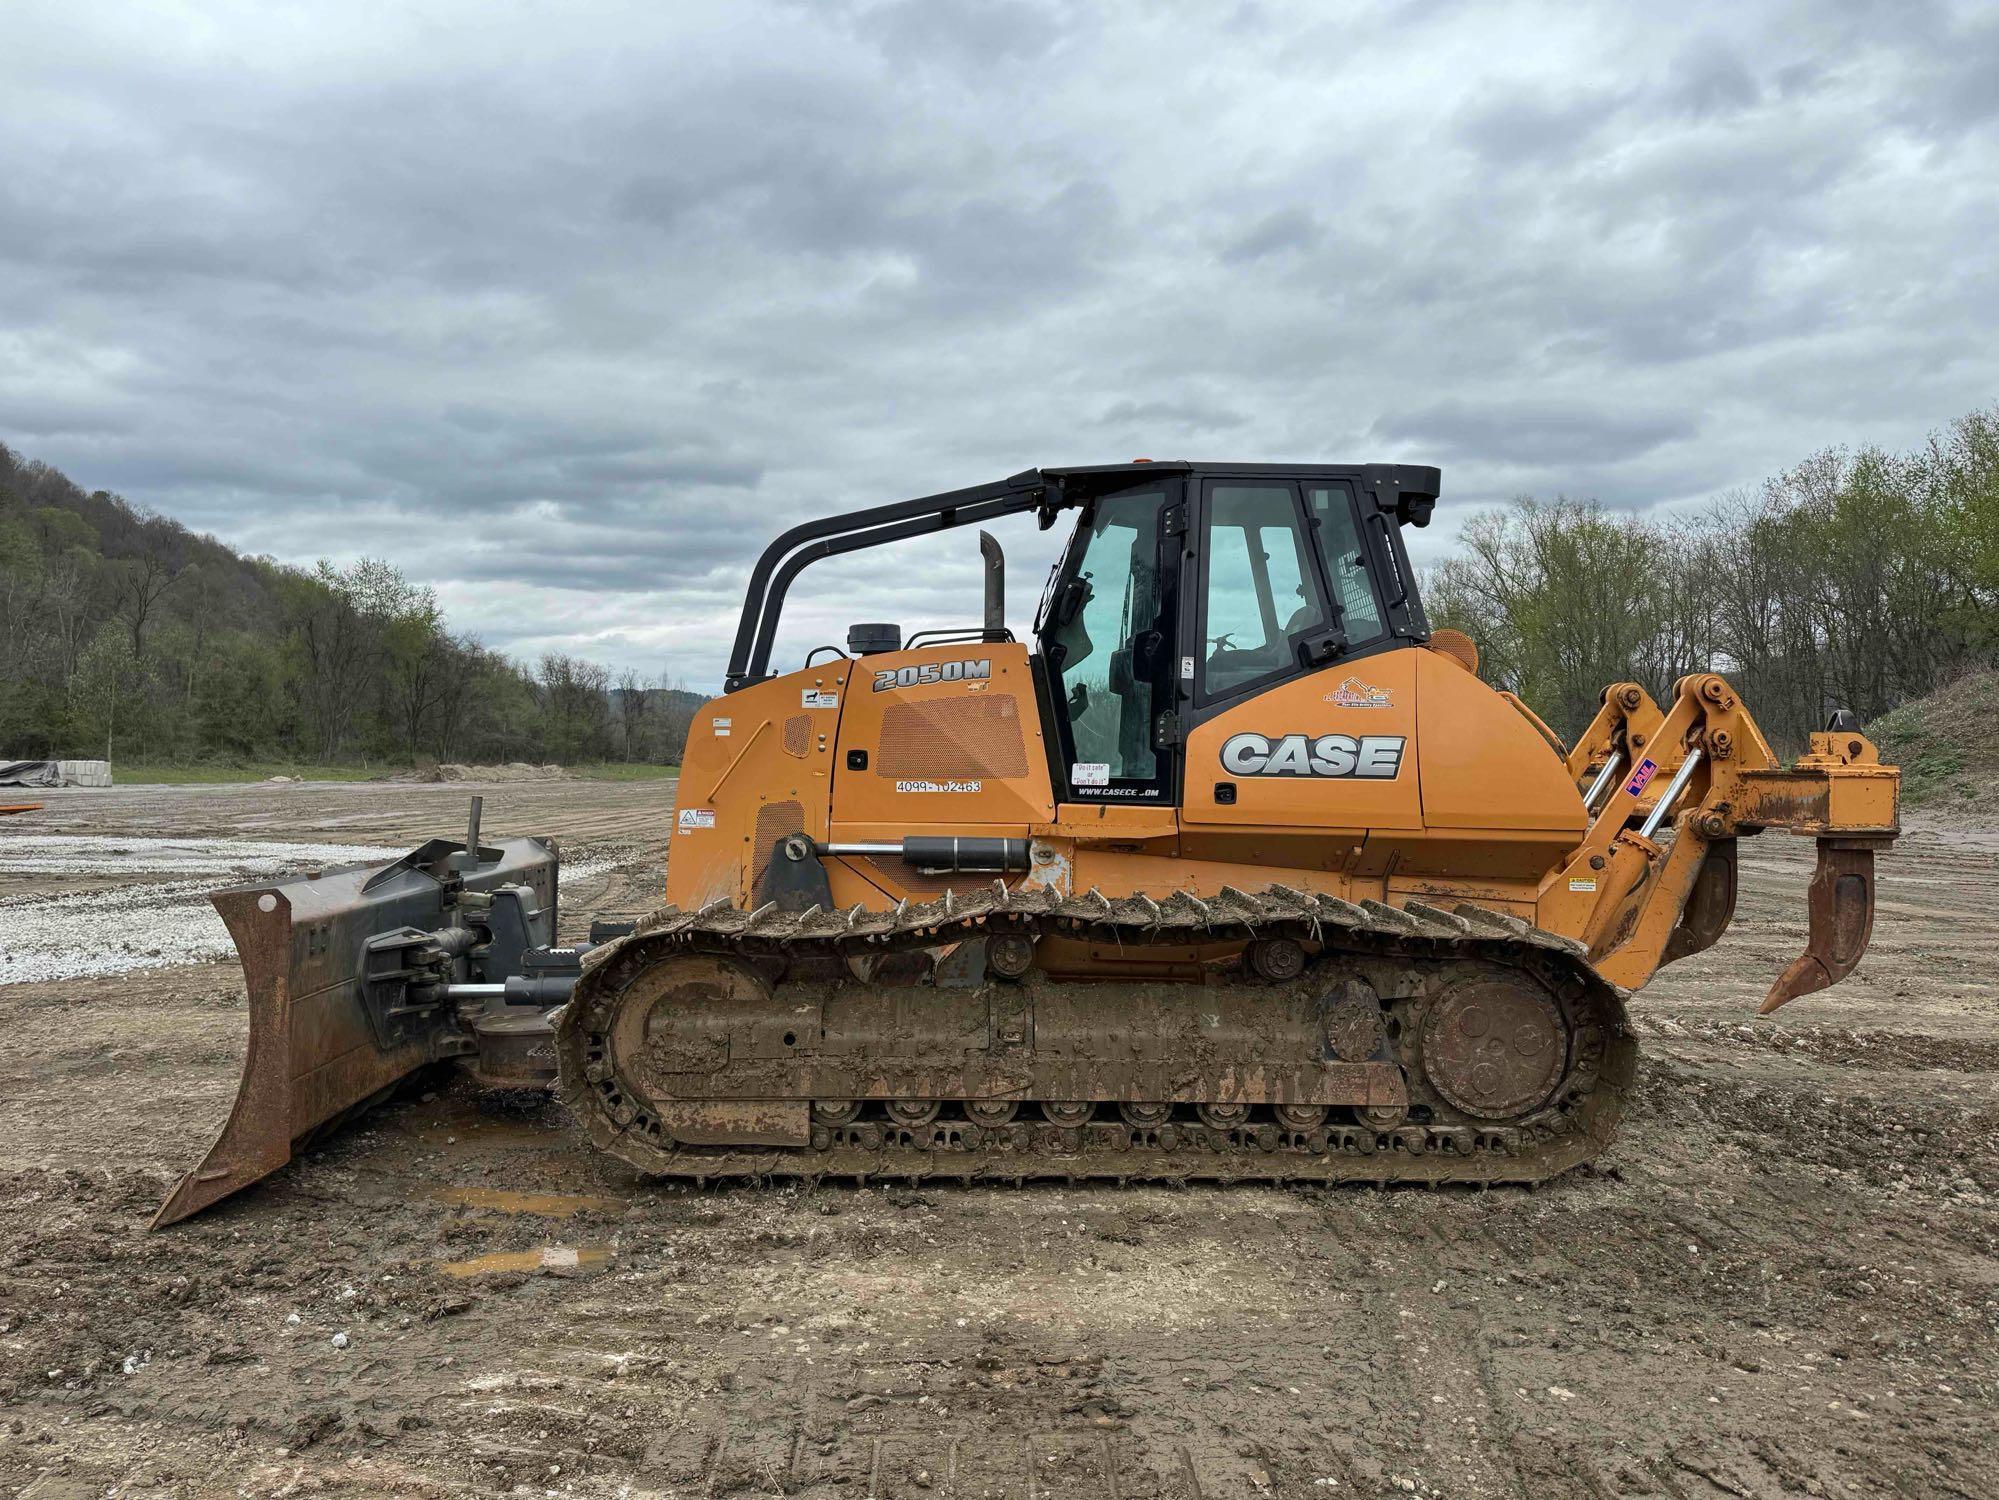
[
  {"x1": 153, "y1": 832, "x2": 560, "y2": 1228},
  {"x1": 1760, "y1": 837, "x2": 1882, "y2": 1014}
]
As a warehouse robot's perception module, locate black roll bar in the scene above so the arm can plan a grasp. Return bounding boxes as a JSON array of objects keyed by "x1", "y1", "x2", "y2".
[
  {"x1": 725, "y1": 469, "x2": 1064, "y2": 691},
  {"x1": 720, "y1": 460, "x2": 1441, "y2": 692}
]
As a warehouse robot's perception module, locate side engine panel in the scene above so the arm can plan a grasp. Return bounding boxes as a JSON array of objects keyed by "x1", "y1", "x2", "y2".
[
  {"x1": 830, "y1": 642, "x2": 1053, "y2": 901},
  {"x1": 666, "y1": 663, "x2": 852, "y2": 909}
]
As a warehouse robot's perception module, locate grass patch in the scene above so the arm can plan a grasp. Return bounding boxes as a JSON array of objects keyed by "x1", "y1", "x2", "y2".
[
  {"x1": 1864, "y1": 669, "x2": 1999, "y2": 810},
  {"x1": 562, "y1": 763, "x2": 681, "y2": 781},
  {"x1": 114, "y1": 762, "x2": 386, "y2": 784}
]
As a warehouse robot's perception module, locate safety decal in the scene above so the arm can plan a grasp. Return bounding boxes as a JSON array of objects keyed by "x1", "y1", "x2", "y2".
[
  {"x1": 713, "y1": 717, "x2": 732, "y2": 738},
  {"x1": 1071, "y1": 762, "x2": 1110, "y2": 787},
  {"x1": 1568, "y1": 877, "x2": 1597, "y2": 893},
  {"x1": 1220, "y1": 733, "x2": 1406, "y2": 779},
  {"x1": 801, "y1": 689, "x2": 839, "y2": 709},
  {"x1": 677, "y1": 808, "x2": 716, "y2": 833}
]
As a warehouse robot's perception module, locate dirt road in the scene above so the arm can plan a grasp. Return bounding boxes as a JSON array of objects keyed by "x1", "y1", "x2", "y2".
[{"x1": 1, "y1": 781, "x2": 1994, "y2": 1498}]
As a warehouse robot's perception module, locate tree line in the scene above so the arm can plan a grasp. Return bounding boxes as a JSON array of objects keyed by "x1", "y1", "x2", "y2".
[
  {"x1": 0, "y1": 444, "x2": 702, "y2": 767},
  {"x1": 7, "y1": 404, "x2": 1997, "y2": 768},
  {"x1": 1426, "y1": 404, "x2": 1999, "y2": 753}
]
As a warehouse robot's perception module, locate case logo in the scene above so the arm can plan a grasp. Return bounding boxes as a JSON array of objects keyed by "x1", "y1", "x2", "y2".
[
  {"x1": 1220, "y1": 732, "x2": 1406, "y2": 779},
  {"x1": 1324, "y1": 676, "x2": 1392, "y2": 709}
]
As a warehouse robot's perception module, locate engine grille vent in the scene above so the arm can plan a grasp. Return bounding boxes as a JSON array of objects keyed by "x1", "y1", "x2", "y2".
[
  {"x1": 877, "y1": 695, "x2": 1028, "y2": 780},
  {"x1": 782, "y1": 714, "x2": 812, "y2": 758},
  {"x1": 751, "y1": 799, "x2": 805, "y2": 890}
]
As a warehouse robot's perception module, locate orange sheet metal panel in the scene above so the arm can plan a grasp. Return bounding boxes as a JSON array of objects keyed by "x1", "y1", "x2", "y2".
[
  {"x1": 1181, "y1": 650, "x2": 1422, "y2": 833},
  {"x1": 829, "y1": 642, "x2": 1054, "y2": 834},
  {"x1": 1413, "y1": 648, "x2": 1588, "y2": 836}
]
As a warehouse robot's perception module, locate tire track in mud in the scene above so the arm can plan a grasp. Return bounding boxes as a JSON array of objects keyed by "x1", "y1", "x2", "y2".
[{"x1": 3, "y1": 788, "x2": 1995, "y2": 1498}]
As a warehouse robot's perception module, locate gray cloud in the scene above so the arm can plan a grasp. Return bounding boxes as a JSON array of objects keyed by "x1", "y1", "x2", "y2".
[
  {"x1": 1370, "y1": 400, "x2": 1699, "y2": 468},
  {"x1": 2, "y1": 0, "x2": 1996, "y2": 690}
]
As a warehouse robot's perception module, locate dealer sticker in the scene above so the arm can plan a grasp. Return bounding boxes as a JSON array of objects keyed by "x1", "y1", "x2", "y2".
[
  {"x1": 895, "y1": 779, "x2": 982, "y2": 793},
  {"x1": 801, "y1": 689, "x2": 838, "y2": 709},
  {"x1": 1071, "y1": 761, "x2": 1110, "y2": 786},
  {"x1": 677, "y1": 808, "x2": 716, "y2": 833},
  {"x1": 1624, "y1": 757, "x2": 1659, "y2": 796}
]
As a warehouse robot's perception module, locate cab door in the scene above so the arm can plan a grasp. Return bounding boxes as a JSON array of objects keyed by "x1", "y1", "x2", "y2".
[
  {"x1": 1036, "y1": 477, "x2": 1183, "y2": 807},
  {"x1": 1178, "y1": 477, "x2": 1422, "y2": 834}
]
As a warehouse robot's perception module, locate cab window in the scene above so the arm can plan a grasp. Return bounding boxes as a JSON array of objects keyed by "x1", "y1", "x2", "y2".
[
  {"x1": 1306, "y1": 483, "x2": 1385, "y2": 644},
  {"x1": 1200, "y1": 484, "x2": 1324, "y2": 700}
]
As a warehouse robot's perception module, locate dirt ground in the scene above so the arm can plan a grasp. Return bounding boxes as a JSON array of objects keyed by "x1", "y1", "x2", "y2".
[{"x1": 1, "y1": 781, "x2": 1994, "y2": 1499}]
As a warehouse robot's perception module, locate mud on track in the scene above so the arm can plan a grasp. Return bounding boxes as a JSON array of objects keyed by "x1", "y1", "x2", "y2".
[{"x1": 1, "y1": 781, "x2": 1994, "y2": 1498}]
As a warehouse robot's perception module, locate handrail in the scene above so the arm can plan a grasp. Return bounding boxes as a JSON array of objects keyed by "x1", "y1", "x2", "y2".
[{"x1": 724, "y1": 469, "x2": 1052, "y2": 690}]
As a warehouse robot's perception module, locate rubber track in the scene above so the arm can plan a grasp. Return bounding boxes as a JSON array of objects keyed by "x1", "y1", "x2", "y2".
[{"x1": 555, "y1": 883, "x2": 1638, "y2": 1186}]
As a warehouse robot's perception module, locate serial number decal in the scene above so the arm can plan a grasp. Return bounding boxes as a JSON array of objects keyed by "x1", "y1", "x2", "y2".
[
  {"x1": 1220, "y1": 732, "x2": 1406, "y2": 779},
  {"x1": 873, "y1": 658, "x2": 991, "y2": 692},
  {"x1": 894, "y1": 778, "x2": 983, "y2": 793}
]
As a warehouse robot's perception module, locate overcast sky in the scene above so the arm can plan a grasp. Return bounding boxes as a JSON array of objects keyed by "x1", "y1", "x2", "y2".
[{"x1": 4, "y1": 1, "x2": 1996, "y2": 690}]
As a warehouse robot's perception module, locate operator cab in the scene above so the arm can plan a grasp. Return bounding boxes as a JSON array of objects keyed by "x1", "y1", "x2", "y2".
[
  {"x1": 721, "y1": 460, "x2": 1437, "y2": 805},
  {"x1": 1033, "y1": 463, "x2": 1434, "y2": 804}
]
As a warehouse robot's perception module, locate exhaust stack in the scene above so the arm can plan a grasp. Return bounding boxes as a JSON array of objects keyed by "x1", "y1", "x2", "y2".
[{"x1": 979, "y1": 529, "x2": 1005, "y2": 641}]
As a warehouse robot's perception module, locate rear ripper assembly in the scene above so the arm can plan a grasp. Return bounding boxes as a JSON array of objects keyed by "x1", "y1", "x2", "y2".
[{"x1": 156, "y1": 461, "x2": 1899, "y2": 1224}]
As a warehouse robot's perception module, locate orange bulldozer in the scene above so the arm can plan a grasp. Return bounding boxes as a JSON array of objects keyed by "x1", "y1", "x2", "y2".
[{"x1": 157, "y1": 462, "x2": 1898, "y2": 1225}]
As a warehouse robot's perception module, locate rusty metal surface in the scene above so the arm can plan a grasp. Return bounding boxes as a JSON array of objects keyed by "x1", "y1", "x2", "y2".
[
  {"x1": 463, "y1": 1006, "x2": 559, "y2": 1088},
  {"x1": 151, "y1": 887, "x2": 301, "y2": 1228},
  {"x1": 1761, "y1": 840, "x2": 1880, "y2": 1014},
  {"x1": 1662, "y1": 838, "x2": 1738, "y2": 966},
  {"x1": 1319, "y1": 980, "x2": 1388, "y2": 1062},
  {"x1": 155, "y1": 836, "x2": 560, "y2": 1228},
  {"x1": 1419, "y1": 978, "x2": 1567, "y2": 1120},
  {"x1": 557, "y1": 884, "x2": 1633, "y2": 1186}
]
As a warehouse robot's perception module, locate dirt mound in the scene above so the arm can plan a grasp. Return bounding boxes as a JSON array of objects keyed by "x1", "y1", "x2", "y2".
[
  {"x1": 1864, "y1": 668, "x2": 1999, "y2": 809},
  {"x1": 395, "y1": 762, "x2": 570, "y2": 784}
]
